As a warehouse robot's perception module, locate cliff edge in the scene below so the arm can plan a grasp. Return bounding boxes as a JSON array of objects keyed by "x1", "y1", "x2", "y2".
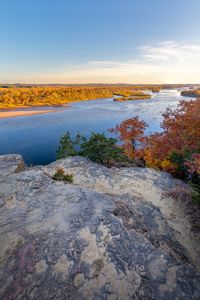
[{"x1": 0, "y1": 154, "x2": 199, "y2": 299}]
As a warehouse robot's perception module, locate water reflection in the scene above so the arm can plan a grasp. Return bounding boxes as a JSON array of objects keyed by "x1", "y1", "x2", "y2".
[{"x1": 0, "y1": 89, "x2": 191, "y2": 165}]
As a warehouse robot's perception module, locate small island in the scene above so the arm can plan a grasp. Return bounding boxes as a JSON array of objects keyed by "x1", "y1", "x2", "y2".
[
  {"x1": 113, "y1": 91, "x2": 151, "y2": 101},
  {"x1": 0, "y1": 85, "x2": 154, "y2": 110},
  {"x1": 181, "y1": 89, "x2": 200, "y2": 97},
  {"x1": 151, "y1": 87, "x2": 160, "y2": 93}
]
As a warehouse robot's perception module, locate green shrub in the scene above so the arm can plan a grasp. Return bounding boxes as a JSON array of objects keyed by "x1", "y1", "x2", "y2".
[
  {"x1": 80, "y1": 133, "x2": 125, "y2": 166},
  {"x1": 56, "y1": 131, "x2": 81, "y2": 159},
  {"x1": 169, "y1": 149, "x2": 193, "y2": 178},
  {"x1": 56, "y1": 131, "x2": 125, "y2": 166},
  {"x1": 52, "y1": 168, "x2": 73, "y2": 183},
  {"x1": 189, "y1": 182, "x2": 200, "y2": 204}
]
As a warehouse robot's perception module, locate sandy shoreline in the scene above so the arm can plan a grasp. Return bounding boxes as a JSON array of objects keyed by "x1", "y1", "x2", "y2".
[{"x1": 0, "y1": 109, "x2": 58, "y2": 119}]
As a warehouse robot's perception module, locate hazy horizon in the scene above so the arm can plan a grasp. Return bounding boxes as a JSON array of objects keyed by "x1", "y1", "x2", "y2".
[
  {"x1": 1, "y1": 0, "x2": 200, "y2": 84},
  {"x1": 0, "y1": 82, "x2": 198, "y2": 86}
]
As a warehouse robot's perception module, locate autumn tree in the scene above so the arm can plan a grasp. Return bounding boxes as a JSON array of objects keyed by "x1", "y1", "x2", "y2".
[
  {"x1": 142, "y1": 99, "x2": 200, "y2": 178},
  {"x1": 0, "y1": 85, "x2": 160, "y2": 109},
  {"x1": 110, "y1": 116, "x2": 148, "y2": 159}
]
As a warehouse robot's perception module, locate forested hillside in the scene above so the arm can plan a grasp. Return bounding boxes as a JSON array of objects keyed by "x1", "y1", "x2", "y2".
[{"x1": 0, "y1": 85, "x2": 154, "y2": 108}]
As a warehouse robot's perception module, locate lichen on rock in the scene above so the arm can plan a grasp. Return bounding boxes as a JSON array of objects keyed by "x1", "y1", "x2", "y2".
[{"x1": 0, "y1": 154, "x2": 200, "y2": 299}]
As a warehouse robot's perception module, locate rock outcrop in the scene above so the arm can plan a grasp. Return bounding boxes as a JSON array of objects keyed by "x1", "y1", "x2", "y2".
[{"x1": 0, "y1": 154, "x2": 199, "y2": 299}]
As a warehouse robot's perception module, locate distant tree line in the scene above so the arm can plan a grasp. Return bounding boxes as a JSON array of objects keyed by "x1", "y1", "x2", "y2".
[{"x1": 0, "y1": 85, "x2": 158, "y2": 108}]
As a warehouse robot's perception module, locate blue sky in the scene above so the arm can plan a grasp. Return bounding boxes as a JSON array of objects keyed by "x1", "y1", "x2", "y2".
[{"x1": 1, "y1": 0, "x2": 200, "y2": 83}]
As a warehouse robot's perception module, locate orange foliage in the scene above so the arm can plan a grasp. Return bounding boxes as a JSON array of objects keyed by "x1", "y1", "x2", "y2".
[
  {"x1": 110, "y1": 117, "x2": 147, "y2": 159},
  {"x1": 112, "y1": 99, "x2": 200, "y2": 180},
  {"x1": 0, "y1": 85, "x2": 154, "y2": 108},
  {"x1": 142, "y1": 99, "x2": 200, "y2": 176}
]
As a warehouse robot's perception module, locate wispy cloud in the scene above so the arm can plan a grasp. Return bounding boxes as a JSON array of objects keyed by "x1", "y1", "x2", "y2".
[
  {"x1": 3, "y1": 41, "x2": 200, "y2": 83},
  {"x1": 139, "y1": 41, "x2": 200, "y2": 63},
  {"x1": 51, "y1": 41, "x2": 200, "y2": 83}
]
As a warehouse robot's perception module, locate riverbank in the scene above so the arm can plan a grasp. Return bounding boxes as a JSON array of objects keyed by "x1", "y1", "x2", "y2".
[
  {"x1": 0, "y1": 85, "x2": 154, "y2": 109},
  {"x1": 0, "y1": 109, "x2": 58, "y2": 118},
  {"x1": 181, "y1": 89, "x2": 200, "y2": 97},
  {"x1": 0, "y1": 89, "x2": 189, "y2": 165}
]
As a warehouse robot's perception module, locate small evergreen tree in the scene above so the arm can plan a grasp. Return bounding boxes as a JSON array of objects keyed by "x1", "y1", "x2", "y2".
[
  {"x1": 56, "y1": 131, "x2": 124, "y2": 166},
  {"x1": 56, "y1": 131, "x2": 80, "y2": 159},
  {"x1": 80, "y1": 132, "x2": 124, "y2": 165}
]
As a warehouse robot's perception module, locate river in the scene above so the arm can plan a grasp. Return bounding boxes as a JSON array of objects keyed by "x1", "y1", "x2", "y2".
[{"x1": 0, "y1": 89, "x2": 192, "y2": 165}]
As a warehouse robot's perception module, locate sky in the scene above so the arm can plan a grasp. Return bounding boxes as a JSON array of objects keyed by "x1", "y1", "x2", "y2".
[{"x1": 1, "y1": 0, "x2": 200, "y2": 84}]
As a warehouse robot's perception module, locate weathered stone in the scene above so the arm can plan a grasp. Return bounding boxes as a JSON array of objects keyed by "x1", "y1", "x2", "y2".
[
  {"x1": 0, "y1": 154, "x2": 25, "y2": 177},
  {"x1": 0, "y1": 154, "x2": 199, "y2": 299},
  {"x1": 41, "y1": 156, "x2": 200, "y2": 270}
]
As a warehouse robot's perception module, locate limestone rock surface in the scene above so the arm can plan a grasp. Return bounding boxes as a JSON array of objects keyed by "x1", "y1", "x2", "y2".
[{"x1": 0, "y1": 154, "x2": 199, "y2": 300}]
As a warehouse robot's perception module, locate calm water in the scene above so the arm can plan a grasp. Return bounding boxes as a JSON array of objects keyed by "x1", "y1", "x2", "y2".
[{"x1": 0, "y1": 89, "x2": 191, "y2": 165}]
